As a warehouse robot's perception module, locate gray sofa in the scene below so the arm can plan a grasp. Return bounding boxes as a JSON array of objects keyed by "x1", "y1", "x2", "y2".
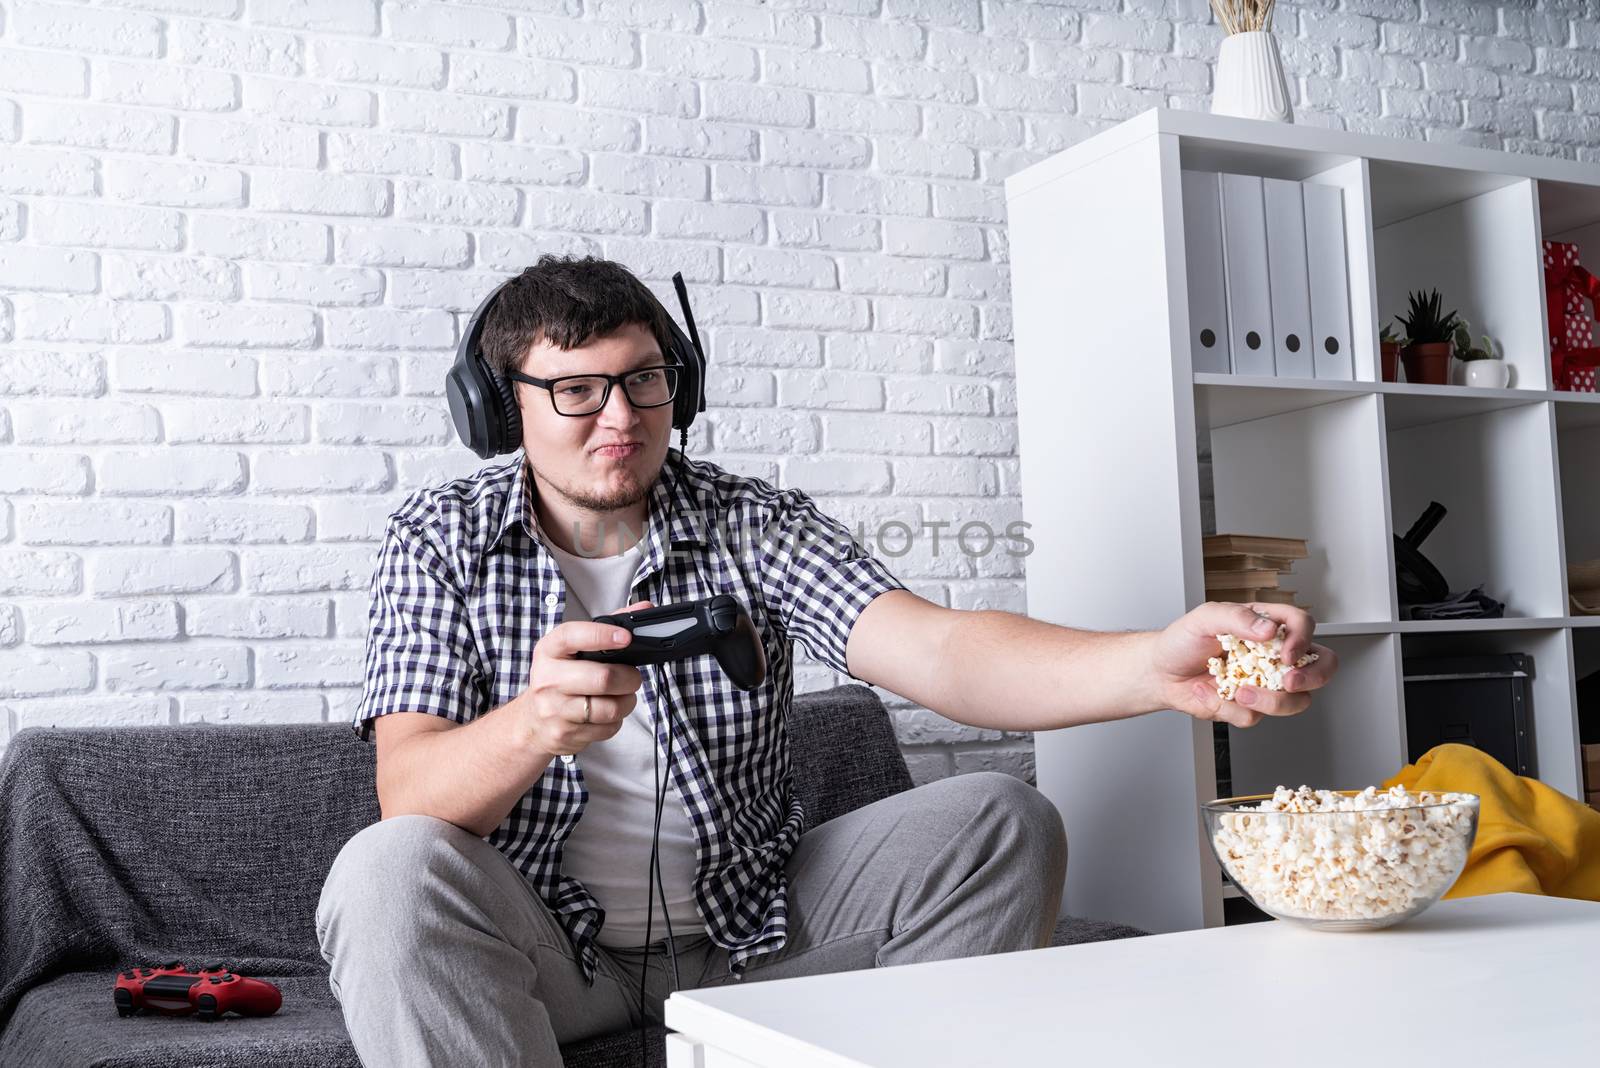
[{"x1": 0, "y1": 683, "x2": 1145, "y2": 1067}]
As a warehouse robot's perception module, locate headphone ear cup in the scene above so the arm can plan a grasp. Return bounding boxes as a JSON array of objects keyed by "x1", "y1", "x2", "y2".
[
  {"x1": 445, "y1": 363, "x2": 482, "y2": 457},
  {"x1": 666, "y1": 327, "x2": 702, "y2": 433},
  {"x1": 490, "y1": 366, "x2": 521, "y2": 453},
  {"x1": 447, "y1": 354, "x2": 510, "y2": 459},
  {"x1": 672, "y1": 353, "x2": 692, "y2": 432}
]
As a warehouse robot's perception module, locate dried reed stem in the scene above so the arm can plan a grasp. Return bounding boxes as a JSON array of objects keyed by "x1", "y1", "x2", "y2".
[{"x1": 1209, "y1": 0, "x2": 1277, "y2": 34}]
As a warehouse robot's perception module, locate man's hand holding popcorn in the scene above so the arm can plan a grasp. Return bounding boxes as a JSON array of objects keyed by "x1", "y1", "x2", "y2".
[
  {"x1": 1148, "y1": 601, "x2": 1338, "y2": 729},
  {"x1": 846, "y1": 591, "x2": 1341, "y2": 734}
]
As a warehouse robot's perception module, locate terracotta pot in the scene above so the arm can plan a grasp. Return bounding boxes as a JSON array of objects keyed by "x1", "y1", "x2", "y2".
[
  {"x1": 1401, "y1": 341, "x2": 1451, "y2": 385},
  {"x1": 1380, "y1": 341, "x2": 1402, "y2": 382}
]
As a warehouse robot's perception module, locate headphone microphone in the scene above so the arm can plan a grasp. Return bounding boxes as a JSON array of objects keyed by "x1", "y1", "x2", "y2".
[{"x1": 445, "y1": 268, "x2": 708, "y2": 1052}]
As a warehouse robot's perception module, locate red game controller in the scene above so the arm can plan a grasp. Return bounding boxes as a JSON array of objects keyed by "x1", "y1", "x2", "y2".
[
  {"x1": 115, "y1": 962, "x2": 282, "y2": 1021},
  {"x1": 187, "y1": 970, "x2": 282, "y2": 1021},
  {"x1": 115, "y1": 962, "x2": 220, "y2": 1016}
]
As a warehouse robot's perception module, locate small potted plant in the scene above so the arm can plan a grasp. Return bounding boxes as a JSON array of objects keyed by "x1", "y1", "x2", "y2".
[
  {"x1": 1396, "y1": 289, "x2": 1459, "y2": 386},
  {"x1": 1452, "y1": 320, "x2": 1510, "y2": 388},
  {"x1": 1379, "y1": 321, "x2": 1405, "y2": 382}
]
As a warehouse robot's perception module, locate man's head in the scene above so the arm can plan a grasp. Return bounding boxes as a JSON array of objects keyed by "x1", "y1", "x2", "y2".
[{"x1": 483, "y1": 255, "x2": 680, "y2": 518}]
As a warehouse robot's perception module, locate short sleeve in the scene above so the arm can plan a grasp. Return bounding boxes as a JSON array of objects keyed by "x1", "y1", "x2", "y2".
[
  {"x1": 353, "y1": 518, "x2": 488, "y2": 742},
  {"x1": 754, "y1": 489, "x2": 907, "y2": 679}
]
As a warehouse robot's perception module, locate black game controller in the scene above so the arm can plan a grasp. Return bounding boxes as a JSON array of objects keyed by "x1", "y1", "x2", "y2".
[{"x1": 575, "y1": 594, "x2": 767, "y2": 691}]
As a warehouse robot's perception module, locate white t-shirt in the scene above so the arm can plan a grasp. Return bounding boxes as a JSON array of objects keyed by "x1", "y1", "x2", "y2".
[{"x1": 540, "y1": 534, "x2": 704, "y2": 947}]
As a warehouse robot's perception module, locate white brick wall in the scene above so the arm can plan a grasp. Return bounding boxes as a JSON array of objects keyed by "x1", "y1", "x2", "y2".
[{"x1": 4, "y1": 0, "x2": 1600, "y2": 786}]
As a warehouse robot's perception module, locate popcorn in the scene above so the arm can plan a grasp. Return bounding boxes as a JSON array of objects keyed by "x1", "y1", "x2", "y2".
[
  {"x1": 1206, "y1": 622, "x2": 1319, "y2": 701},
  {"x1": 1211, "y1": 785, "x2": 1478, "y2": 922}
]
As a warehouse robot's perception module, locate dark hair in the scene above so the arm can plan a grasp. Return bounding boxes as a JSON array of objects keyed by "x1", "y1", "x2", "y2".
[{"x1": 481, "y1": 254, "x2": 676, "y2": 378}]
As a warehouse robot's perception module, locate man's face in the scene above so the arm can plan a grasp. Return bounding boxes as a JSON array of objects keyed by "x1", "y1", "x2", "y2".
[{"x1": 514, "y1": 321, "x2": 675, "y2": 516}]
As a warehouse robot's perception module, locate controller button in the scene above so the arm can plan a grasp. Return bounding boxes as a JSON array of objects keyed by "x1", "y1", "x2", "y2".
[{"x1": 209, "y1": 977, "x2": 223, "y2": 984}]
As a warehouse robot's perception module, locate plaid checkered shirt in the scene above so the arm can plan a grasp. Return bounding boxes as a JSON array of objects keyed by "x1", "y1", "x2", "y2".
[{"x1": 353, "y1": 448, "x2": 907, "y2": 984}]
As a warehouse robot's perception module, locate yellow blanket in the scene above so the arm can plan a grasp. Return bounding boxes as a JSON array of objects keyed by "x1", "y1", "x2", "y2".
[{"x1": 1384, "y1": 743, "x2": 1600, "y2": 901}]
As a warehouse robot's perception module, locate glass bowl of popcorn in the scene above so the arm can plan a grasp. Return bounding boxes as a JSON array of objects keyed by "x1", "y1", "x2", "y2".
[{"x1": 1202, "y1": 785, "x2": 1480, "y2": 930}]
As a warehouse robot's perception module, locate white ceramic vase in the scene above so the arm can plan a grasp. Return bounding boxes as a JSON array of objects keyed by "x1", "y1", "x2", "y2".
[
  {"x1": 1464, "y1": 360, "x2": 1511, "y2": 388},
  {"x1": 1211, "y1": 31, "x2": 1293, "y2": 124}
]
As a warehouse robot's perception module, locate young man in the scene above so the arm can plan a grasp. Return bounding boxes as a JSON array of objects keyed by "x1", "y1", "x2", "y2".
[{"x1": 316, "y1": 256, "x2": 1338, "y2": 1066}]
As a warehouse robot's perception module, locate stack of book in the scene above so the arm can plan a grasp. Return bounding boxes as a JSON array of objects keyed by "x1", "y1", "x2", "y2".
[
  {"x1": 1202, "y1": 534, "x2": 1309, "y2": 609},
  {"x1": 1585, "y1": 744, "x2": 1600, "y2": 814}
]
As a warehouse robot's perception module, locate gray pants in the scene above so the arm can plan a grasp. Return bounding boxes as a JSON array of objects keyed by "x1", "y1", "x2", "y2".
[{"x1": 315, "y1": 771, "x2": 1067, "y2": 1068}]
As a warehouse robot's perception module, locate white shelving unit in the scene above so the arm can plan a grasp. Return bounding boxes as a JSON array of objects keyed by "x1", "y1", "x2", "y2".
[{"x1": 1005, "y1": 108, "x2": 1600, "y2": 936}]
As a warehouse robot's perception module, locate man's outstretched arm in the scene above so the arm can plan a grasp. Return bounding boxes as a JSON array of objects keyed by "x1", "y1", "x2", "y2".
[{"x1": 845, "y1": 590, "x2": 1339, "y2": 732}]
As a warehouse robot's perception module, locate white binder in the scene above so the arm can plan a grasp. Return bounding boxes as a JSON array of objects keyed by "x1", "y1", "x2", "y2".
[
  {"x1": 1263, "y1": 177, "x2": 1314, "y2": 379},
  {"x1": 1181, "y1": 170, "x2": 1231, "y2": 374},
  {"x1": 1303, "y1": 182, "x2": 1354, "y2": 380},
  {"x1": 1218, "y1": 173, "x2": 1275, "y2": 376}
]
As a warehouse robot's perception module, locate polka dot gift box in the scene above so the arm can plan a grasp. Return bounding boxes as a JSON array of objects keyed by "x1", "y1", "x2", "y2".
[{"x1": 1543, "y1": 239, "x2": 1600, "y2": 392}]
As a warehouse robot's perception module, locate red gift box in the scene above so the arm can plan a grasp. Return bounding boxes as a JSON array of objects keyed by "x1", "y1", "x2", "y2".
[{"x1": 1543, "y1": 239, "x2": 1600, "y2": 392}]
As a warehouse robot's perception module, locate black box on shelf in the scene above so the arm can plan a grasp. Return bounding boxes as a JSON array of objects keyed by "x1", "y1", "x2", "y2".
[
  {"x1": 1578, "y1": 670, "x2": 1599, "y2": 745},
  {"x1": 1212, "y1": 721, "x2": 1232, "y2": 799},
  {"x1": 1402, "y1": 653, "x2": 1534, "y2": 777},
  {"x1": 1222, "y1": 893, "x2": 1272, "y2": 926}
]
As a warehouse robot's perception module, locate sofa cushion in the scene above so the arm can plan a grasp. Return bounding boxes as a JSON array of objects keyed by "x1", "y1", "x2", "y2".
[
  {"x1": 0, "y1": 723, "x2": 378, "y2": 1030},
  {"x1": 0, "y1": 972, "x2": 359, "y2": 1068},
  {"x1": 787, "y1": 683, "x2": 915, "y2": 828},
  {"x1": 1052, "y1": 916, "x2": 1148, "y2": 945},
  {"x1": 1, "y1": 972, "x2": 673, "y2": 1068}
]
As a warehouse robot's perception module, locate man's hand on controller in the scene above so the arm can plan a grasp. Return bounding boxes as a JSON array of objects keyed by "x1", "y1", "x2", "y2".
[
  {"x1": 521, "y1": 599, "x2": 654, "y2": 758},
  {"x1": 1148, "y1": 601, "x2": 1339, "y2": 729}
]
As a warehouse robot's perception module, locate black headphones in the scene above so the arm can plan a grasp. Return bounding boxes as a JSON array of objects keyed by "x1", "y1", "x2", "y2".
[{"x1": 446, "y1": 271, "x2": 709, "y2": 459}]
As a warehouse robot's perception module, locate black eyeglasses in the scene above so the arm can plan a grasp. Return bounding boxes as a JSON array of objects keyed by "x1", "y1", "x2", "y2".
[{"x1": 508, "y1": 365, "x2": 680, "y2": 417}]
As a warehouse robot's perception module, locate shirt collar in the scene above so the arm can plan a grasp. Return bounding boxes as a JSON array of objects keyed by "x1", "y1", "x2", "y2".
[
  {"x1": 488, "y1": 454, "x2": 533, "y2": 553},
  {"x1": 490, "y1": 450, "x2": 710, "y2": 568}
]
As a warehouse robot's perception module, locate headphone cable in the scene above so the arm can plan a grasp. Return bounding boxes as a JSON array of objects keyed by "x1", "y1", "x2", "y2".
[
  {"x1": 638, "y1": 433, "x2": 687, "y2": 1067},
  {"x1": 637, "y1": 673, "x2": 681, "y2": 997}
]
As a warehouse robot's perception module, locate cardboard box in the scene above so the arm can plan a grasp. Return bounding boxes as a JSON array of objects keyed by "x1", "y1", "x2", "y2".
[
  {"x1": 1203, "y1": 534, "x2": 1307, "y2": 559},
  {"x1": 1205, "y1": 587, "x2": 1296, "y2": 605},
  {"x1": 1203, "y1": 568, "x2": 1282, "y2": 589}
]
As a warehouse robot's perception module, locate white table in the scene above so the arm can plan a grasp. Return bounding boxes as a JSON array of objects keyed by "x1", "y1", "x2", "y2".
[{"x1": 664, "y1": 893, "x2": 1600, "y2": 1067}]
